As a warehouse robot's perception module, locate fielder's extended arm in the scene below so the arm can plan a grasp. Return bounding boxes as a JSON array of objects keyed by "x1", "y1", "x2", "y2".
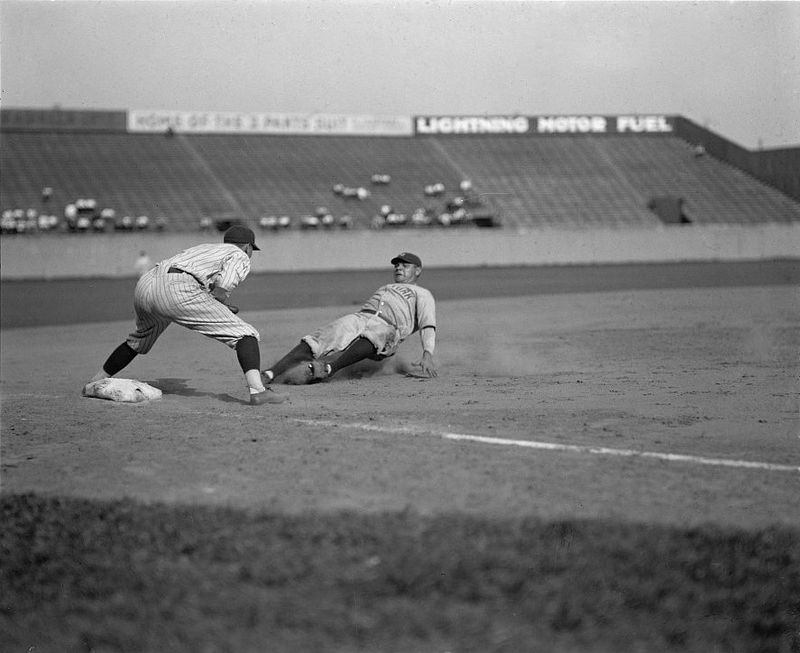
[{"x1": 209, "y1": 281, "x2": 239, "y2": 314}]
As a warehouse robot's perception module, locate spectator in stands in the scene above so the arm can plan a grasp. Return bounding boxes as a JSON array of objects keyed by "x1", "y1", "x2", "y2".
[
  {"x1": 451, "y1": 196, "x2": 467, "y2": 210},
  {"x1": 15, "y1": 211, "x2": 28, "y2": 234},
  {"x1": 300, "y1": 215, "x2": 320, "y2": 230},
  {"x1": 41, "y1": 186, "x2": 53, "y2": 204},
  {"x1": 261, "y1": 215, "x2": 291, "y2": 231},
  {"x1": 385, "y1": 212, "x2": 407, "y2": 227},
  {"x1": 25, "y1": 209, "x2": 39, "y2": 232},
  {"x1": 424, "y1": 183, "x2": 446, "y2": 197},
  {"x1": 458, "y1": 180, "x2": 481, "y2": 206},
  {"x1": 76, "y1": 198, "x2": 98, "y2": 213},
  {"x1": 13, "y1": 209, "x2": 25, "y2": 231},
  {"x1": 2, "y1": 210, "x2": 17, "y2": 234},
  {"x1": 456, "y1": 208, "x2": 470, "y2": 223},
  {"x1": 76, "y1": 213, "x2": 91, "y2": 232},
  {"x1": 64, "y1": 203, "x2": 78, "y2": 230},
  {"x1": 39, "y1": 214, "x2": 59, "y2": 231},
  {"x1": 411, "y1": 208, "x2": 432, "y2": 227}
]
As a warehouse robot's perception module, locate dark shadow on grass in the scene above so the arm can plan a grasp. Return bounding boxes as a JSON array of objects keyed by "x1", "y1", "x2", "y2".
[
  {"x1": 153, "y1": 378, "x2": 243, "y2": 404},
  {"x1": 3, "y1": 492, "x2": 799, "y2": 653}
]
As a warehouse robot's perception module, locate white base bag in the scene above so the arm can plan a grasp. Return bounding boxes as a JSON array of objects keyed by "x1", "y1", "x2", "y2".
[{"x1": 82, "y1": 378, "x2": 162, "y2": 403}]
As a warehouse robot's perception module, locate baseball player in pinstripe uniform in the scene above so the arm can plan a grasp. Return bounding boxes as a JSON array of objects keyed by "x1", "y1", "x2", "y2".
[
  {"x1": 85, "y1": 226, "x2": 286, "y2": 405},
  {"x1": 263, "y1": 252, "x2": 437, "y2": 383}
]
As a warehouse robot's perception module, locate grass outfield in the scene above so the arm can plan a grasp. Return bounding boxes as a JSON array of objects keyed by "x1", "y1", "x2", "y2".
[{"x1": 2, "y1": 493, "x2": 799, "y2": 653}]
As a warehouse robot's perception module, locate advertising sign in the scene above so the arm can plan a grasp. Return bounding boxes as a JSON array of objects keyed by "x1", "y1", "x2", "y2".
[
  {"x1": 415, "y1": 115, "x2": 675, "y2": 135},
  {"x1": 127, "y1": 110, "x2": 413, "y2": 136},
  {"x1": 0, "y1": 108, "x2": 126, "y2": 132}
]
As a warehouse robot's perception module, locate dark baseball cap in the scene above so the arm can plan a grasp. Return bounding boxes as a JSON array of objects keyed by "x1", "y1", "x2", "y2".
[
  {"x1": 224, "y1": 225, "x2": 260, "y2": 250},
  {"x1": 391, "y1": 252, "x2": 422, "y2": 267}
]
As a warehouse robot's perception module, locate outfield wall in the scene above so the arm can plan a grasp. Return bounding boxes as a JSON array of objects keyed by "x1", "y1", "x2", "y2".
[{"x1": 1, "y1": 224, "x2": 798, "y2": 280}]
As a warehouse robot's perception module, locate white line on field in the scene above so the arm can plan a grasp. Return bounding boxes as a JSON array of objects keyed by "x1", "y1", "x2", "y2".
[{"x1": 292, "y1": 419, "x2": 800, "y2": 473}]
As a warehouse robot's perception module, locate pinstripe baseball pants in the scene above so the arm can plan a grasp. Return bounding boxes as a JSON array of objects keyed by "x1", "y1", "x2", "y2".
[{"x1": 126, "y1": 264, "x2": 259, "y2": 354}]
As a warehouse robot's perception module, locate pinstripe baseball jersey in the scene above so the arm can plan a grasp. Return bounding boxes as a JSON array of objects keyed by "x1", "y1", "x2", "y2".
[
  {"x1": 163, "y1": 243, "x2": 251, "y2": 296},
  {"x1": 125, "y1": 243, "x2": 259, "y2": 354},
  {"x1": 359, "y1": 283, "x2": 436, "y2": 341}
]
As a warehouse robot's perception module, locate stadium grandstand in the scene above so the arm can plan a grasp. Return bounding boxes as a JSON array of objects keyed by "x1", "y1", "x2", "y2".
[{"x1": 1, "y1": 108, "x2": 799, "y2": 237}]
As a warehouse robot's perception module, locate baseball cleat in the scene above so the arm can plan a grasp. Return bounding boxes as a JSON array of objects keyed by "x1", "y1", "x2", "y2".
[
  {"x1": 308, "y1": 360, "x2": 332, "y2": 380},
  {"x1": 250, "y1": 387, "x2": 288, "y2": 405}
]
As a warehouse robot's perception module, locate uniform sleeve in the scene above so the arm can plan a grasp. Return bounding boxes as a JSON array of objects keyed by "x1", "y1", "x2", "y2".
[
  {"x1": 212, "y1": 250, "x2": 251, "y2": 294},
  {"x1": 416, "y1": 288, "x2": 436, "y2": 330},
  {"x1": 420, "y1": 326, "x2": 436, "y2": 354}
]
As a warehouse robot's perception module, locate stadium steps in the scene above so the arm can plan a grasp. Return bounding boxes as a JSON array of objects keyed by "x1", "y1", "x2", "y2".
[
  {"x1": 432, "y1": 136, "x2": 661, "y2": 229},
  {"x1": 2, "y1": 131, "x2": 798, "y2": 232},
  {"x1": 599, "y1": 137, "x2": 800, "y2": 224},
  {"x1": 188, "y1": 135, "x2": 468, "y2": 229},
  {"x1": 434, "y1": 135, "x2": 800, "y2": 227},
  {"x1": 0, "y1": 133, "x2": 234, "y2": 229}
]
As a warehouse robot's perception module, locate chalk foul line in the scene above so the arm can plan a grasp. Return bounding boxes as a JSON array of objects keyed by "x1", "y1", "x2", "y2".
[{"x1": 292, "y1": 419, "x2": 800, "y2": 473}]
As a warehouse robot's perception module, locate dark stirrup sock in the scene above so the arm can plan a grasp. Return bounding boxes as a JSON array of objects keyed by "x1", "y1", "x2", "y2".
[
  {"x1": 235, "y1": 335, "x2": 261, "y2": 373},
  {"x1": 102, "y1": 343, "x2": 139, "y2": 376},
  {"x1": 267, "y1": 341, "x2": 314, "y2": 378},
  {"x1": 328, "y1": 337, "x2": 377, "y2": 375}
]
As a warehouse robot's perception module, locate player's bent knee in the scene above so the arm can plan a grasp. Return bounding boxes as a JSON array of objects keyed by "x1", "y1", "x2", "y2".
[{"x1": 125, "y1": 339, "x2": 152, "y2": 355}]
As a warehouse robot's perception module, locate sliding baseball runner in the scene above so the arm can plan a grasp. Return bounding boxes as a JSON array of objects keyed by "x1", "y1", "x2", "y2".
[{"x1": 263, "y1": 251, "x2": 437, "y2": 383}]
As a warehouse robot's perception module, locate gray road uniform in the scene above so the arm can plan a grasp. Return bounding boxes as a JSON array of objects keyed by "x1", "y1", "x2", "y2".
[{"x1": 303, "y1": 283, "x2": 436, "y2": 360}]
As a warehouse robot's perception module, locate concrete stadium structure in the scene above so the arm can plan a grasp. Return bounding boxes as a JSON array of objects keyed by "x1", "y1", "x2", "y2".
[{"x1": 1, "y1": 108, "x2": 798, "y2": 279}]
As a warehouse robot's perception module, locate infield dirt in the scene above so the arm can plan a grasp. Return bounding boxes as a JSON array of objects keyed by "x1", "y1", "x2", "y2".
[{"x1": 2, "y1": 279, "x2": 797, "y2": 530}]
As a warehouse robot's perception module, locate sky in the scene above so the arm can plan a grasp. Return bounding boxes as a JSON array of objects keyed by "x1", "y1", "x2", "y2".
[{"x1": 1, "y1": 0, "x2": 799, "y2": 149}]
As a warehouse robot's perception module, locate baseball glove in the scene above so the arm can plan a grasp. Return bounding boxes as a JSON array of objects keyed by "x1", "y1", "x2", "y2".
[
  {"x1": 215, "y1": 297, "x2": 239, "y2": 314},
  {"x1": 210, "y1": 282, "x2": 239, "y2": 314}
]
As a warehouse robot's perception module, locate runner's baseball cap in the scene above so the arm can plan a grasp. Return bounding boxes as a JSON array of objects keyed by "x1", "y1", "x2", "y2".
[
  {"x1": 391, "y1": 252, "x2": 422, "y2": 267},
  {"x1": 224, "y1": 225, "x2": 261, "y2": 250}
]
